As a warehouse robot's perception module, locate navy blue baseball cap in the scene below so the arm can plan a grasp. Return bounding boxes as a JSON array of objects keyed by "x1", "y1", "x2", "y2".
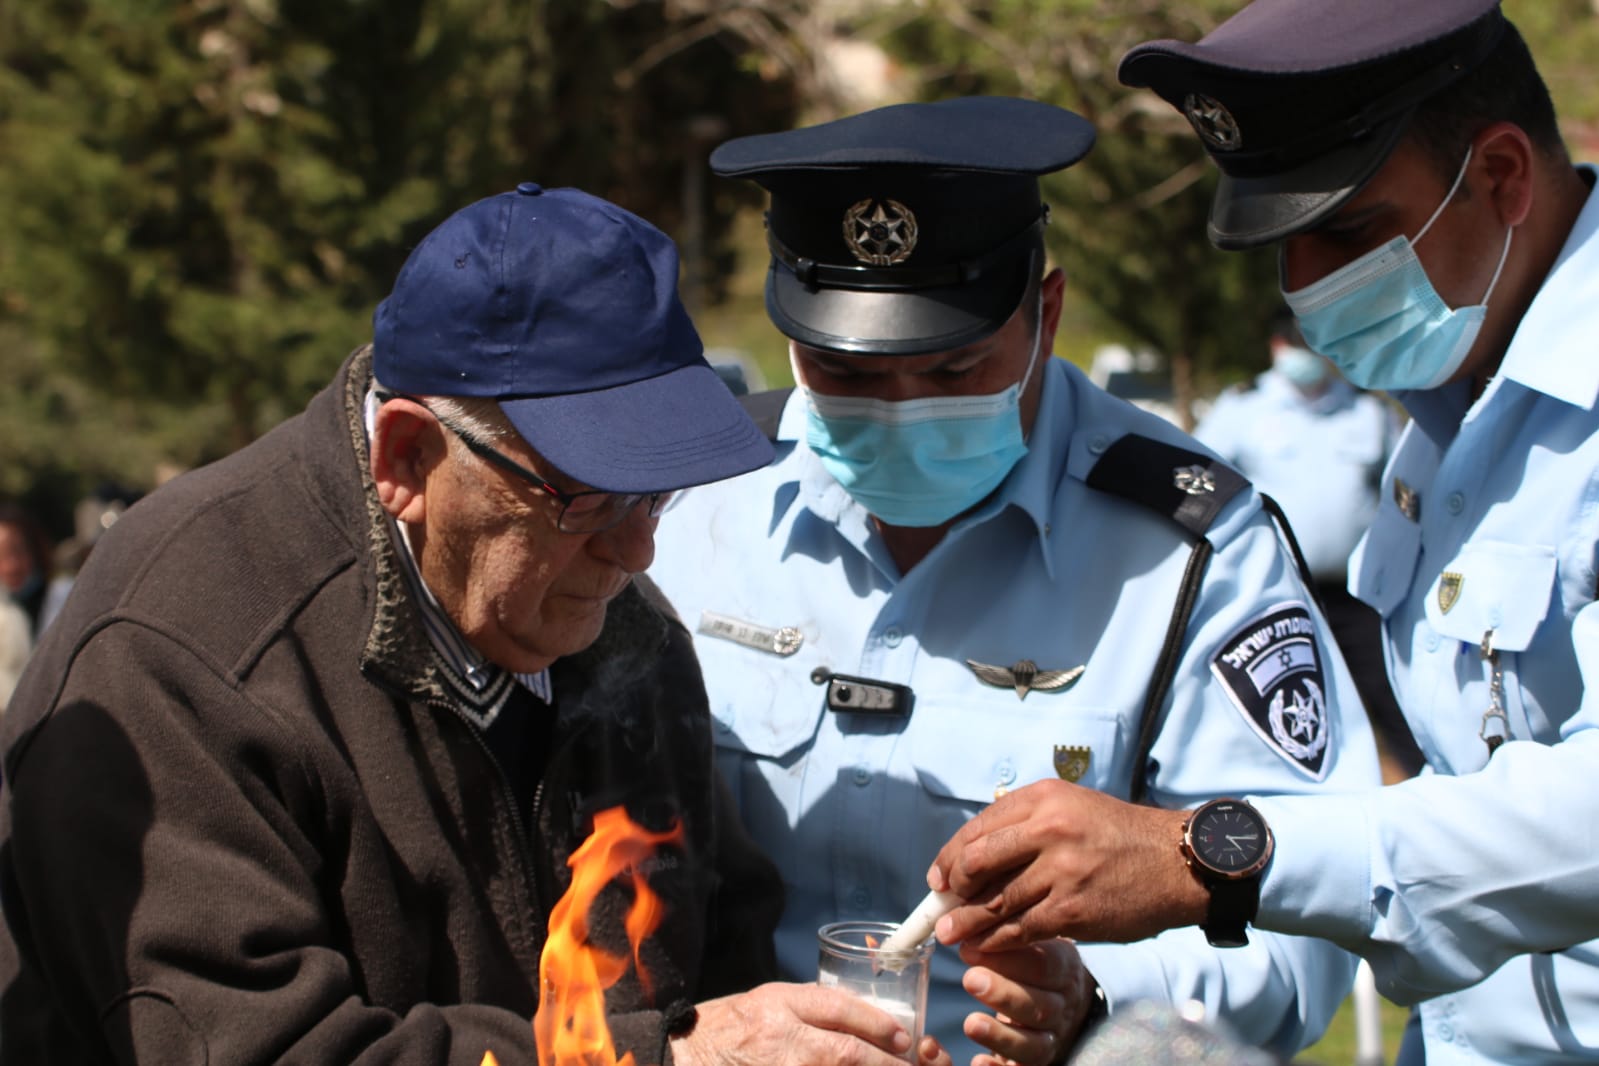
[
  {"x1": 710, "y1": 97, "x2": 1095, "y2": 356},
  {"x1": 1119, "y1": 0, "x2": 1505, "y2": 249},
  {"x1": 372, "y1": 183, "x2": 773, "y2": 494}
]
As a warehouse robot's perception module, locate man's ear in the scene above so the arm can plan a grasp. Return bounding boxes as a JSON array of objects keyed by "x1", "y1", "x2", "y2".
[
  {"x1": 1474, "y1": 122, "x2": 1535, "y2": 229},
  {"x1": 1040, "y1": 267, "x2": 1067, "y2": 351},
  {"x1": 371, "y1": 397, "x2": 444, "y2": 523}
]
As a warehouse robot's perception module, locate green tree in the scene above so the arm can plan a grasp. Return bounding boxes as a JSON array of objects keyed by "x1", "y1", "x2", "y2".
[{"x1": 0, "y1": 0, "x2": 796, "y2": 528}]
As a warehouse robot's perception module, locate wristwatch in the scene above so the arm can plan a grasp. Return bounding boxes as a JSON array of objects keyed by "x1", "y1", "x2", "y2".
[{"x1": 1180, "y1": 798, "x2": 1274, "y2": 948}]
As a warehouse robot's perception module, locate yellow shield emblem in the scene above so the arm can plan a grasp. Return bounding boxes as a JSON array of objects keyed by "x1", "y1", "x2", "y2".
[
  {"x1": 1053, "y1": 745, "x2": 1091, "y2": 783},
  {"x1": 1438, "y1": 572, "x2": 1464, "y2": 614}
]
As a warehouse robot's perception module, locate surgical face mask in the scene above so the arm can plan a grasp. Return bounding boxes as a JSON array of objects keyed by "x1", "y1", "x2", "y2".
[
  {"x1": 1282, "y1": 147, "x2": 1514, "y2": 391},
  {"x1": 801, "y1": 292, "x2": 1045, "y2": 527},
  {"x1": 1273, "y1": 344, "x2": 1332, "y2": 390}
]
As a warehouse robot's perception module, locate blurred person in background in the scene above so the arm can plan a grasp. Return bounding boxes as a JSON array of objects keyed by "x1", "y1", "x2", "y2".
[
  {"x1": 1194, "y1": 315, "x2": 1422, "y2": 777},
  {"x1": 0, "y1": 502, "x2": 71, "y2": 640},
  {"x1": 0, "y1": 598, "x2": 28, "y2": 714}
]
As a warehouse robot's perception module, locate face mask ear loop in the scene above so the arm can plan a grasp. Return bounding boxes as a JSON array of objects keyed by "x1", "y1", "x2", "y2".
[
  {"x1": 1413, "y1": 145, "x2": 1474, "y2": 247},
  {"x1": 1478, "y1": 223, "x2": 1515, "y2": 307},
  {"x1": 1018, "y1": 284, "x2": 1047, "y2": 392}
]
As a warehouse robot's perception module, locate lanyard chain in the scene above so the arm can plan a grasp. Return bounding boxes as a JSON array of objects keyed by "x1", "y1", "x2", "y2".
[{"x1": 1479, "y1": 629, "x2": 1510, "y2": 759}]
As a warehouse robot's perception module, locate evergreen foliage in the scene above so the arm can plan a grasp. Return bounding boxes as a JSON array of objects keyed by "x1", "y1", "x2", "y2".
[{"x1": 0, "y1": 0, "x2": 795, "y2": 526}]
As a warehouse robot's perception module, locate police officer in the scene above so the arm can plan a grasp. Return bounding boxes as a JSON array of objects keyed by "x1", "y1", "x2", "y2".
[
  {"x1": 1194, "y1": 316, "x2": 1422, "y2": 776},
  {"x1": 927, "y1": 7, "x2": 1599, "y2": 1065},
  {"x1": 647, "y1": 97, "x2": 1381, "y2": 1065}
]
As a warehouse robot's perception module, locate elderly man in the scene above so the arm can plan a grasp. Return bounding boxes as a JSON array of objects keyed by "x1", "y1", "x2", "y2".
[
  {"x1": 0, "y1": 184, "x2": 935, "y2": 1066},
  {"x1": 648, "y1": 97, "x2": 1381, "y2": 1066},
  {"x1": 931, "y1": 5, "x2": 1599, "y2": 1064}
]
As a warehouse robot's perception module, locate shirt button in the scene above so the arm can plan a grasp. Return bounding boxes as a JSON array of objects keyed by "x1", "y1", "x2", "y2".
[
  {"x1": 883, "y1": 626, "x2": 903, "y2": 647},
  {"x1": 1426, "y1": 633, "x2": 1441, "y2": 652},
  {"x1": 853, "y1": 766, "x2": 872, "y2": 786},
  {"x1": 996, "y1": 759, "x2": 1016, "y2": 785},
  {"x1": 1446, "y1": 492, "x2": 1465, "y2": 515},
  {"x1": 1088, "y1": 434, "x2": 1110, "y2": 455},
  {"x1": 851, "y1": 887, "x2": 871, "y2": 910}
]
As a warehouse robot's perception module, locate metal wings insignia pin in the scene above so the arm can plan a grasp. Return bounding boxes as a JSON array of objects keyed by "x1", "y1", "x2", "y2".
[{"x1": 966, "y1": 658, "x2": 1085, "y2": 700}]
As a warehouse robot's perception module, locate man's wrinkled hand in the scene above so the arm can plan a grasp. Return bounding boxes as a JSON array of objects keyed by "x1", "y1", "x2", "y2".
[{"x1": 671, "y1": 981, "x2": 952, "y2": 1066}]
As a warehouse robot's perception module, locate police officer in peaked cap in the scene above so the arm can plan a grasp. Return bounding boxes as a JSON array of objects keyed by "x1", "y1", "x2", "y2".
[
  {"x1": 922, "y1": 7, "x2": 1599, "y2": 1066},
  {"x1": 649, "y1": 96, "x2": 1383, "y2": 1064}
]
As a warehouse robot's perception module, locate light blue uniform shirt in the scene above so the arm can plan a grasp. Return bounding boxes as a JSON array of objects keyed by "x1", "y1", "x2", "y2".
[
  {"x1": 1254, "y1": 168, "x2": 1599, "y2": 1064},
  {"x1": 1195, "y1": 371, "x2": 1394, "y2": 581},
  {"x1": 649, "y1": 358, "x2": 1381, "y2": 1061}
]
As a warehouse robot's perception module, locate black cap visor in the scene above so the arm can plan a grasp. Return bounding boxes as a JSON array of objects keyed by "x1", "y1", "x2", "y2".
[
  {"x1": 1209, "y1": 109, "x2": 1412, "y2": 249},
  {"x1": 766, "y1": 254, "x2": 1030, "y2": 356}
]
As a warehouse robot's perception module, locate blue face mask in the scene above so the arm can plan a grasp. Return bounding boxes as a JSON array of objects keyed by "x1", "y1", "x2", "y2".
[
  {"x1": 1282, "y1": 147, "x2": 1513, "y2": 392},
  {"x1": 1273, "y1": 344, "x2": 1332, "y2": 390},
  {"x1": 802, "y1": 297, "x2": 1044, "y2": 528}
]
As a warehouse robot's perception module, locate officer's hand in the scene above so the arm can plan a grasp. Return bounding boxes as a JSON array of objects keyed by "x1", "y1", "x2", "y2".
[
  {"x1": 926, "y1": 779, "x2": 1205, "y2": 952},
  {"x1": 958, "y1": 938, "x2": 1097, "y2": 1066},
  {"x1": 671, "y1": 981, "x2": 953, "y2": 1066}
]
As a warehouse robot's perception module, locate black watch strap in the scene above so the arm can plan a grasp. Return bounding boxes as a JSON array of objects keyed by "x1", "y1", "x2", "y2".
[{"x1": 1201, "y1": 875, "x2": 1261, "y2": 948}]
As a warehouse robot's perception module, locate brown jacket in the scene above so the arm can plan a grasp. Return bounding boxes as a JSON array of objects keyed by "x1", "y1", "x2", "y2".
[{"x1": 0, "y1": 349, "x2": 781, "y2": 1065}]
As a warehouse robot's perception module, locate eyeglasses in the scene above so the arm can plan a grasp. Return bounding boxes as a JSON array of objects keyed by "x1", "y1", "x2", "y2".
[{"x1": 377, "y1": 391, "x2": 680, "y2": 534}]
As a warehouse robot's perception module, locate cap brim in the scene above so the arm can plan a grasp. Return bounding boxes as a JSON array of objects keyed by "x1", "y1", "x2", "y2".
[
  {"x1": 500, "y1": 365, "x2": 775, "y2": 494},
  {"x1": 766, "y1": 257, "x2": 1030, "y2": 356},
  {"x1": 1208, "y1": 111, "x2": 1411, "y2": 250}
]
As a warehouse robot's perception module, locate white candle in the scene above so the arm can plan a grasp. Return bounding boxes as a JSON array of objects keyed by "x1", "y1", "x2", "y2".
[{"x1": 874, "y1": 889, "x2": 960, "y2": 972}]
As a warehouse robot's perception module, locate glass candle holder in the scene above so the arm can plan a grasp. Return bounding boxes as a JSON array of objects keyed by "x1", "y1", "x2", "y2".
[{"x1": 817, "y1": 919, "x2": 933, "y2": 1063}]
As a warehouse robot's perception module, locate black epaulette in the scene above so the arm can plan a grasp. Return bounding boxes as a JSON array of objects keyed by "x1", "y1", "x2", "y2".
[
  {"x1": 1084, "y1": 434, "x2": 1249, "y2": 541},
  {"x1": 1083, "y1": 434, "x2": 1314, "y2": 805},
  {"x1": 737, "y1": 387, "x2": 793, "y2": 442}
]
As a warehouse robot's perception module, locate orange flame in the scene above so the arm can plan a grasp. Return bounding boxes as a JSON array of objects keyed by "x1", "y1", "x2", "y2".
[{"x1": 529, "y1": 805, "x2": 684, "y2": 1066}]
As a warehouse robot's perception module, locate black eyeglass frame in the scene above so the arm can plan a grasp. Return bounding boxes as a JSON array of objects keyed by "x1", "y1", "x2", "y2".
[{"x1": 375, "y1": 390, "x2": 678, "y2": 534}]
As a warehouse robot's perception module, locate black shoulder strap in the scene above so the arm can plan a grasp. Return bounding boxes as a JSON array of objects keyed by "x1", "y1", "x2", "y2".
[
  {"x1": 1085, "y1": 435, "x2": 1312, "y2": 804},
  {"x1": 737, "y1": 387, "x2": 793, "y2": 442},
  {"x1": 1084, "y1": 434, "x2": 1249, "y2": 537}
]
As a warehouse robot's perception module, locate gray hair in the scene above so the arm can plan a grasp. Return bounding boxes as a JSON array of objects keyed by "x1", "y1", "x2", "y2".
[
  {"x1": 424, "y1": 395, "x2": 513, "y2": 446},
  {"x1": 371, "y1": 374, "x2": 513, "y2": 448}
]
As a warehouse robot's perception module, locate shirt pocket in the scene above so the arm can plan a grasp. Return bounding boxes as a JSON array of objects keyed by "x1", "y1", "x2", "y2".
[
  {"x1": 1424, "y1": 540, "x2": 1557, "y2": 653},
  {"x1": 904, "y1": 698, "x2": 1126, "y2": 873},
  {"x1": 695, "y1": 634, "x2": 826, "y2": 819}
]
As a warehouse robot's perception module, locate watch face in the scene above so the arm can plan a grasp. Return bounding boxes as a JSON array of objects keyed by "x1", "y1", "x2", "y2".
[{"x1": 1188, "y1": 800, "x2": 1271, "y2": 879}]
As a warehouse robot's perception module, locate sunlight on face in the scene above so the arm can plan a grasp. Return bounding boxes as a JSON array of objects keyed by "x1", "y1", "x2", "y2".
[{"x1": 414, "y1": 436, "x2": 657, "y2": 674}]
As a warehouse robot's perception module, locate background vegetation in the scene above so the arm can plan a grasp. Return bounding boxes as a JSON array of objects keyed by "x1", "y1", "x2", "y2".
[{"x1": 4, "y1": 0, "x2": 1598, "y2": 544}]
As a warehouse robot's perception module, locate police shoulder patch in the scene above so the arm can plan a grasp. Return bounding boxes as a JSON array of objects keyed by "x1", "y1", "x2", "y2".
[{"x1": 1210, "y1": 602, "x2": 1330, "y2": 779}]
